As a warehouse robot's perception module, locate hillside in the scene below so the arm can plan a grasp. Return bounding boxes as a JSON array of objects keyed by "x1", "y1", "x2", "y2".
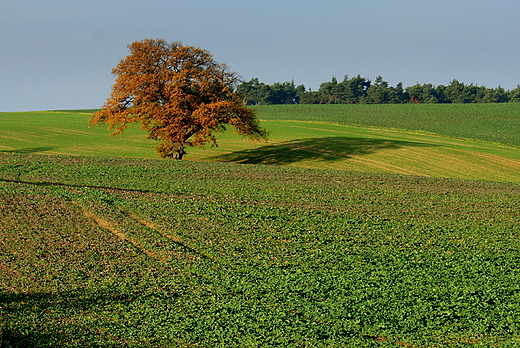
[
  {"x1": 1, "y1": 105, "x2": 520, "y2": 182},
  {"x1": 253, "y1": 103, "x2": 520, "y2": 148},
  {"x1": 1, "y1": 153, "x2": 520, "y2": 347}
]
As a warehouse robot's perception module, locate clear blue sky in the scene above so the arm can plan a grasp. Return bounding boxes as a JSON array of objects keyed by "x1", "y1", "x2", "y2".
[{"x1": 2, "y1": 0, "x2": 519, "y2": 111}]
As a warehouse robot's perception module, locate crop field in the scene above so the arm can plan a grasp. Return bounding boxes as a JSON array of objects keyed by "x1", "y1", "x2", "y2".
[
  {"x1": 0, "y1": 110, "x2": 156, "y2": 159},
  {"x1": 1, "y1": 105, "x2": 520, "y2": 182},
  {"x1": 1, "y1": 153, "x2": 520, "y2": 347},
  {"x1": 1, "y1": 104, "x2": 520, "y2": 346},
  {"x1": 253, "y1": 103, "x2": 520, "y2": 148}
]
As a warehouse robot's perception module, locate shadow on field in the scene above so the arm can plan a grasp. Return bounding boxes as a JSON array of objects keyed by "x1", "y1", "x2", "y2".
[
  {"x1": 0, "y1": 289, "x2": 164, "y2": 347},
  {"x1": 211, "y1": 137, "x2": 437, "y2": 165},
  {"x1": 0, "y1": 147, "x2": 57, "y2": 154}
]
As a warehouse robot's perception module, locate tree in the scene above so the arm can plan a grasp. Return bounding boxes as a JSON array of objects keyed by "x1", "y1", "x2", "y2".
[
  {"x1": 479, "y1": 86, "x2": 509, "y2": 103},
  {"x1": 266, "y1": 81, "x2": 305, "y2": 104},
  {"x1": 387, "y1": 82, "x2": 408, "y2": 104},
  {"x1": 365, "y1": 76, "x2": 390, "y2": 104},
  {"x1": 445, "y1": 79, "x2": 466, "y2": 103},
  {"x1": 343, "y1": 75, "x2": 371, "y2": 103},
  {"x1": 90, "y1": 39, "x2": 268, "y2": 159},
  {"x1": 317, "y1": 76, "x2": 341, "y2": 104},
  {"x1": 406, "y1": 83, "x2": 441, "y2": 103},
  {"x1": 236, "y1": 78, "x2": 271, "y2": 105},
  {"x1": 508, "y1": 85, "x2": 520, "y2": 102},
  {"x1": 316, "y1": 75, "x2": 371, "y2": 104}
]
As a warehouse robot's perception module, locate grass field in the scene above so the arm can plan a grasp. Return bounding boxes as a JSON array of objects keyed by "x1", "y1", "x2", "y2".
[
  {"x1": 1, "y1": 104, "x2": 520, "y2": 182},
  {"x1": 1, "y1": 153, "x2": 519, "y2": 347},
  {"x1": 253, "y1": 103, "x2": 520, "y2": 148},
  {"x1": 0, "y1": 110, "x2": 156, "y2": 159},
  {"x1": 1, "y1": 104, "x2": 520, "y2": 346}
]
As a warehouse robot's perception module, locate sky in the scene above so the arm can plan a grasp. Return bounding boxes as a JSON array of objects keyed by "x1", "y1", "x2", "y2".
[{"x1": 2, "y1": 0, "x2": 520, "y2": 112}]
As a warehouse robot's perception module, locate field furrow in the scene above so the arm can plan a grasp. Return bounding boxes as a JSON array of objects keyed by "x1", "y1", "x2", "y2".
[
  {"x1": 1, "y1": 102, "x2": 520, "y2": 346},
  {"x1": 71, "y1": 201, "x2": 169, "y2": 264}
]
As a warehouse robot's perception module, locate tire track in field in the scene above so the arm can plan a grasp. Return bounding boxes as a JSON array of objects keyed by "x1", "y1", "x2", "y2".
[
  {"x1": 116, "y1": 206, "x2": 219, "y2": 263},
  {"x1": 461, "y1": 149, "x2": 520, "y2": 170},
  {"x1": 0, "y1": 178, "x2": 214, "y2": 264},
  {"x1": 346, "y1": 155, "x2": 428, "y2": 176},
  {"x1": 71, "y1": 201, "x2": 169, "y2": 263},
  {"x1": 39, "y1": 126, "x2": 95, "y2": 136}
]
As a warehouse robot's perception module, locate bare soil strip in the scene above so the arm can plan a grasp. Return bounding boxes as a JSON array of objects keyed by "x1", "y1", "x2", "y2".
[
  {"x1": 118, "y1": 207, "x2": 219, "y2": 262},
  {"x1": 71, "y1": 201, "x2": 168, "y2": 263}
]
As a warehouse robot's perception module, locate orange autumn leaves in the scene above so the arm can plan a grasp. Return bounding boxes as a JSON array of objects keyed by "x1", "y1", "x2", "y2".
[{"x1": 90, "y1": 39, "x2": 267, "y2": 159}]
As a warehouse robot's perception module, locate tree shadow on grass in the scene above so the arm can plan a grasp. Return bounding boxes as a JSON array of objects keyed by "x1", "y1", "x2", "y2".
[
  {"x1": 0, "y1": 288, "x2": 179, "y2": 347},
  {"x1": 1, "y1": 290, "x2": 118, "y2": 347},
  {"x1": 0, "y1": 147, "x2": 57, "y2": 154},
  {"x1": 211, "y1": 137, "x2": 437, "y2": 165}
]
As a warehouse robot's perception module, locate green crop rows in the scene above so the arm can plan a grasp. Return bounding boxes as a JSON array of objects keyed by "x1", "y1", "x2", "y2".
[
  {"x1": 254, "y1": 103, "x2": 520, "y2": 148},
  {"x1": 1, "y1": 153, "x2": 519, "y2": 347}
]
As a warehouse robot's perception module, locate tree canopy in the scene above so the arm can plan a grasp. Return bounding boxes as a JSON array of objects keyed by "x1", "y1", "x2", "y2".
[
  {"x1": 238, "y1": 76, "x2": 519, "y2": 105},
  {"x1": 90, "y1": 39, "x2": 267, "y2": 159}
]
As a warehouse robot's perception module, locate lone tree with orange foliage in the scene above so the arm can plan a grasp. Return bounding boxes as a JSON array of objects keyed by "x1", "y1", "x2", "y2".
[{"x1": 90, "y1": 39, "x2": 268, "y2": 159}]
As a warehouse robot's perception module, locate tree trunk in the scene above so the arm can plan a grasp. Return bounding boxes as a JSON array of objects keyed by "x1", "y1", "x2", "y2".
[{"x1": 173, "y1": 146, "x2": 186, "y2": 160}]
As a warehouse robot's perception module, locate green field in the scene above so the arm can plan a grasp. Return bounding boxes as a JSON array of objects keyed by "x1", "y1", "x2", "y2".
[
  {"x1": 1, "y1": 153, "x2": 519, "y2": 347},
  {"x1": 1, "y1": 104, "x2": 520, "y2": 346},
  {"x1": 1, "y1": 104, "x2": 520, "y2": 182},
  {"x1": 253, "y1": 103, "x2": 520, "y2": 148}
]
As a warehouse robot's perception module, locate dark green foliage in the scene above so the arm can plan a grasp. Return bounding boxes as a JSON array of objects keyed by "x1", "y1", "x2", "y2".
[
  {"x1": 506, "y1": 85, "x2": 520, "y2": 102},
  {"x1": 405, "y1": 83, "x2": 447, "y2": 103},
  {"x1": 1, "y1": 153, "x2": 520, "y2": 347},
  {"x1": 238, "y1": 76, "x2": 519, "y2": 104},
  {"x1": 237, "y1": 78, "x2": 306, "y2": 105}
]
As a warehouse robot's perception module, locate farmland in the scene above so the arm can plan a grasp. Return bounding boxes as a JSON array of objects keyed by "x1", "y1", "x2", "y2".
[
  {"x1": 1, "y1": 104, "x2": 520, "y2": 346},
  {"x1": 1, "y1": 104, "x2": 520, "y2": 182},
  {"x1": 253, "y1": 103, "x2": 520, "y2": 148},
  {"x1": 1, "y1": 153, "x2": 520, "y2": 347}
]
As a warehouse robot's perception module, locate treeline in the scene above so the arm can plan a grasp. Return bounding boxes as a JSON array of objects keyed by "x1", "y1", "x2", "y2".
[{"x1": 237, "y1": 76, "x2": 520, "y2": 105}]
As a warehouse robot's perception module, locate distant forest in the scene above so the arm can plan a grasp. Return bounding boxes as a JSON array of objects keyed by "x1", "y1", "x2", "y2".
[{"x1": 237, "y1": 76, "x2": 520, "y2": 105}]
